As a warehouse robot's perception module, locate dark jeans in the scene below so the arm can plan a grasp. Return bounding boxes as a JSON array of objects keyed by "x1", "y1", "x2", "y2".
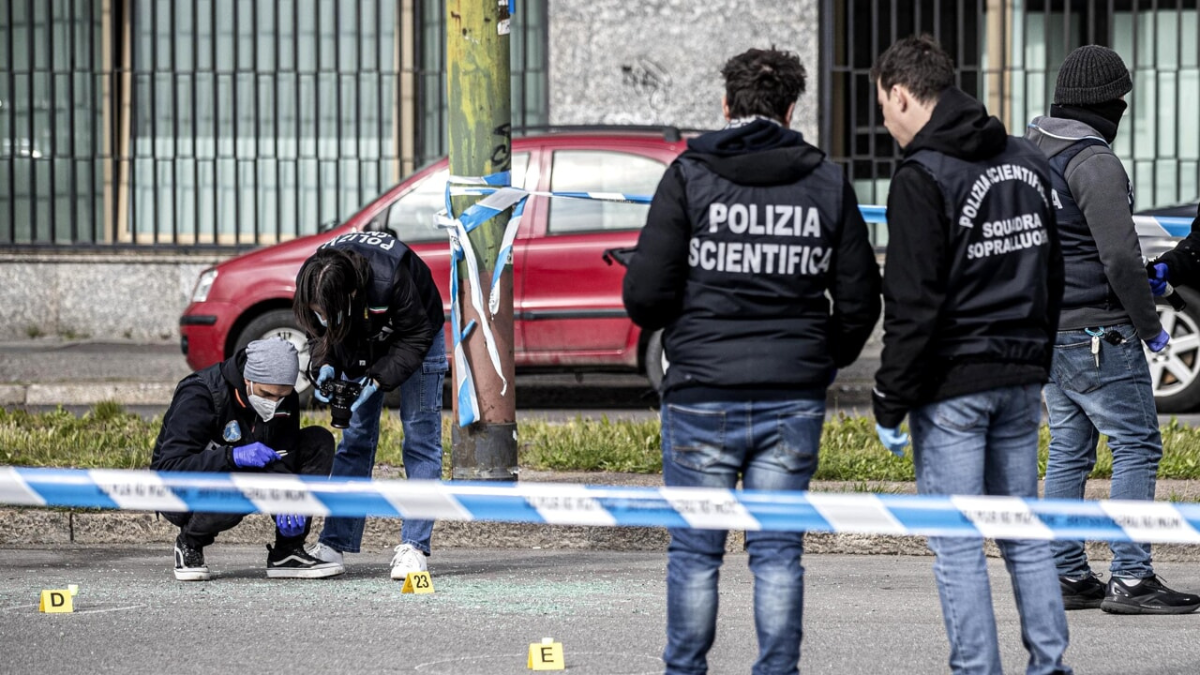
[
  {"x1": 660, "y1": 398, "x2": 824, "y2": 675},
  {"x1": 162, "y1": 426, "x2": 335, "y2": 549}
]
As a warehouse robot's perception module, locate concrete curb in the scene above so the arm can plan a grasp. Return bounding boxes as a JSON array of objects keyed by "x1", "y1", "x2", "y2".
[
  {"x1": 7, "y1": 510, "x2": 1200, "y2": 561},
  {"x1": 0, "y1": 383, "x2": 178, "y2": 406}
]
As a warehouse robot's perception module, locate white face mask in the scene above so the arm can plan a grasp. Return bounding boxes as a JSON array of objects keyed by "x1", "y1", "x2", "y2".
[{"x1": 247, "y1": 382, "x2": 280, "y2": 422}]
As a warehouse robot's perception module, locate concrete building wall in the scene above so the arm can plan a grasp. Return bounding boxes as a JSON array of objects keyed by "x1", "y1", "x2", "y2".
[
  {"x1": 0, "y1": 255, "x2": 228, "y2": 342},
  {"x1": 547, "y1": 0, "x2": 821, "y2": 141}
]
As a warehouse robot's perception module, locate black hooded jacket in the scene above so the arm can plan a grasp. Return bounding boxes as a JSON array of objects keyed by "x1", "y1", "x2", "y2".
[
  {"x1": 1157, "y1": 203, "x2": 1200, "y2": 288},
  {"x1": 623, "y1": 119, "x2": 881, "y2": 401},
  {"x1": 306, "y1": 233, "x2": 444, "y2": 391},
  {"x1": 150, "y1": 350, "x2": 302, "y2": 473},
  {"x1": 872, "y1": 88, "x2": 1064, "y2": 428}
]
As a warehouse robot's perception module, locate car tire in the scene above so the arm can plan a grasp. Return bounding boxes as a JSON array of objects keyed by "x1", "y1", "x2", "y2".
[
  {"x1": 644, "y1": 329, "x2": 668, "y2": 392},
  {"x1": 233, "y1": 309, "x2": 315, "y2": 405},
  {"x1": 1150, "y1": 287, "x2": 1200, "y2": 413}
]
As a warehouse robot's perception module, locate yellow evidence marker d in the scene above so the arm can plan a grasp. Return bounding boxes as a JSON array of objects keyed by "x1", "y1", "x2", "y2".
[
  {"x1": 400, "y1": 571, "x2": 434, "y2": 594},
  {"x1": 527, "y1": 637, "x2": 565, "y2": 671},
  {"x1": 39, "y1": 590, "x2": 74, "y2": 613}
]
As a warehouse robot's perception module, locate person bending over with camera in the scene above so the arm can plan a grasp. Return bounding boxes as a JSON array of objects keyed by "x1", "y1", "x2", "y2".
[
  {"x1": 294, "y1": 231, "x2": 447, "y2": 580},
  {"x1": 151, "y1": 338, "x2": 340, "y2": 581}
]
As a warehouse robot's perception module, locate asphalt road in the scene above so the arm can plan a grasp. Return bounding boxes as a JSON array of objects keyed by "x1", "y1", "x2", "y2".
[{"x1": 4, "y1": 547, "x2": 1200, "y2": 674}]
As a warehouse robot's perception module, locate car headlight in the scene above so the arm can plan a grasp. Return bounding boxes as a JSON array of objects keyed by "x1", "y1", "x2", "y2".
[{"x1": 191, "y1": 269, "x2": 218, "y2": 303}]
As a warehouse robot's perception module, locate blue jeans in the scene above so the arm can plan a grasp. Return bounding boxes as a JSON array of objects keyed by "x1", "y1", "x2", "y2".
[
  {"x1": 661, "y1": 398, "x2": 823, "y2": 675},
  {"x1": 910, "y1": 385, "x2": 1071, "y2": 675},
  {"x1": 319, "y1": 328, "x2": 448, "y2": 555},
  {"x1": 1043, "y1": 324, "x2": 1161, "y2": 579}
]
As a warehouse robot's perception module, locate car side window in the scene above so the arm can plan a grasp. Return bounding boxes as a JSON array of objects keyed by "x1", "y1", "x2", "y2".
[
  {"x1": 383, "y1": 153, "x2": 529, "y2": 242},
  {"x1": 547, "y1": 151, "x2": 665, "y2": 234}
]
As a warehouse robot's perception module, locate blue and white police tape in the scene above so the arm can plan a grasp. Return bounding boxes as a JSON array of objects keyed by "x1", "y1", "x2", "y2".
[{"x1": 5, "y1": 466, "x2": 1200, "y2": 544}]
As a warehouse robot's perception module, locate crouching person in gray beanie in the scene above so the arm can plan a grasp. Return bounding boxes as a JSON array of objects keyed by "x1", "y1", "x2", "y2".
[{"x1": 151, "y1": 338, "x2": 341, "y2": 581}]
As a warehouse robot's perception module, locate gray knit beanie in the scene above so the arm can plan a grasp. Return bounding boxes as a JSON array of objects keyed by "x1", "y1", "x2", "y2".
[
  {"x1": 243, "y1": 338, "x2": 299, "y2": 386},
  {"x1": 1054, "y1": 45, "x2": 1132, "y2": 105}
]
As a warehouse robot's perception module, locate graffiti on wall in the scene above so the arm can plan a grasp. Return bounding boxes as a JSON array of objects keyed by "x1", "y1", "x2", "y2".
[{"x1": 609, "y1": 57, "x2": 672, "y2": 124}]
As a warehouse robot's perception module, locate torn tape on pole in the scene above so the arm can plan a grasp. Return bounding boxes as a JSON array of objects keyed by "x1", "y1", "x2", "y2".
[
  {"x1": 7, "y1": 466, "x2": 1200, "y2": 544},
  {"x1": 441, "y1": 172, "x2": 528, "y2": 425}
]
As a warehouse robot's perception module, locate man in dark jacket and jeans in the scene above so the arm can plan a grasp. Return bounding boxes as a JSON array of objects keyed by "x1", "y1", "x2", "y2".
[
  {"x1": 623, "y1": 47, "x2": 881, "y2": 675},
  {"x1": 1027, "y1": 44, "x2": 1200, "y2": 615},
  {"x1": 151, "y1": 338, "x2": 339, "y2": 581},
  {"x1": 871, "y1": 35, "x2": 1071, "y2": 674}
]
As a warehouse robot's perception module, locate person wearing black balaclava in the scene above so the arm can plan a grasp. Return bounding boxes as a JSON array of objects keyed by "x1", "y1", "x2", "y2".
[{"x1": 1027, "y1": 45, "x2": 1200, "y2": 615}]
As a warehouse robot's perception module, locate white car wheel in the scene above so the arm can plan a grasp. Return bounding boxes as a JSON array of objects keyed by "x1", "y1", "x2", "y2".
[{"x1": 1148, "y1": 297, "x2": 1200, "y2": 412}]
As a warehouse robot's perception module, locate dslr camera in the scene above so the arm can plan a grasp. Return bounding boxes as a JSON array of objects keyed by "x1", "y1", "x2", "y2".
[{"x1": 319, "y1": 379, "x2": 362, "y2": 429}]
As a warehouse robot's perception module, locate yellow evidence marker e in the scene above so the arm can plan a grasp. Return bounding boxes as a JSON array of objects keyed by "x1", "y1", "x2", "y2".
[
  {"x1": 400, "y1": 571, "x2": 434, "y2": 594},
  {"x1": 527, "y1": 637, "x2": 565, "y2": 671},
  {"x1": 39, "y1": 590, "x2": 74, "y2": 613}
]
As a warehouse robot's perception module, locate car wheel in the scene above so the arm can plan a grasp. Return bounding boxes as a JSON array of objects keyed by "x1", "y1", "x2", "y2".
[
  {"x1": 233, "y1": 309, "x2": 314, "y2": 402},
  {"x1": 644, "y1": 329, "x2": 669, "y2": 391},
  {"x1": 1149, "y1": 287, "x2": 1200, "y2": 413}
]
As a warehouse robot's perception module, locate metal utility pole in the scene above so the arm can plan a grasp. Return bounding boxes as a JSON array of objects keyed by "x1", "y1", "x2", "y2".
[{"x1": 447, "y1": 0, "x2": 517, "y2": 481}]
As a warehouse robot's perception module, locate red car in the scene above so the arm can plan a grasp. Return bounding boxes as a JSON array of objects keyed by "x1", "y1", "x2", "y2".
[{"x1": 180, "y1": 128, "x2": 687, "y2": 396}]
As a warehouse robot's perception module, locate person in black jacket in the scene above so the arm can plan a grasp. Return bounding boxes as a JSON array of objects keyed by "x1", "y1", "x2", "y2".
[
  {"x1": 870, "y1": 36, "x2": 1072, "y2": 674},
  {"x1": 623, "y1": 47, "x2": 880, "y2": 675},
  {"x1": 1148, "y1": 203, "x2": 1200, "y2": 293},
  {"x1": 151, "y1": 338, "x2": 339, "y2": 581},
  {"x1": 293, "y1": 231, "x2": 447, "y2": 581}
]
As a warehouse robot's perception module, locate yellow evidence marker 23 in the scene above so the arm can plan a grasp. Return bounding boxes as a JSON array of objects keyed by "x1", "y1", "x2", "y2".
[
  {"x1": 39, "y1": 590, "x2": 74, "y2": 613},
  {"x1": 400, "y1": 571, "x2": 434, "y2": 594},
  {"x1": 527, "y1": 637, "x2": 564, "y2": 671}
]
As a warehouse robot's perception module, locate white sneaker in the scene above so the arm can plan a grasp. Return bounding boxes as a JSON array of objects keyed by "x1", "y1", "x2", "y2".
[
  {"x1": 305, "y1": 542, "x2": 346, "y2": 575},
  {"x1": 389, "y1": 544, "x2": 428, "y2": 580}
]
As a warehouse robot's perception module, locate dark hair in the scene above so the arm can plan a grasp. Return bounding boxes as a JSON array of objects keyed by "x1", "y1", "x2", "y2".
[
  {"x1": 293, "y1": 247, "x2": 372, "y2": 370},
  {"x1": 720, "y1": 47, "x2": 807, "y2": 121},
  {"x1": 870, "y1": 34, "x2": 956, "y2": 104}
]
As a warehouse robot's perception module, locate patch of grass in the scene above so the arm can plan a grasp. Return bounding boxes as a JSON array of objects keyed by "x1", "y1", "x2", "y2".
[
  {"x1": 520, "y1": 415, "x2": 662, "y2": 473},
  {"x1": 8, "y1": 406, "x2": 1200, "y2": 482},
  {"x1": 25, "y1": 325, "x2": 43, "y2": 339}
]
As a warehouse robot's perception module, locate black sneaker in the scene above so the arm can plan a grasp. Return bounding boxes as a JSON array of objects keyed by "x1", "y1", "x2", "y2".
[
  {"x1": 173, "y1": 533, "x2": 210, "y2": 581},
  {"x1": 1060, "y1": 574, "x2": 1105, "y2": 610},
  {"x1": 1101, "y1": 575, "x2": 1200, "y2": 615},
  {"x1": 266, "y1": 544, "x2": 345, "y2": 579}
]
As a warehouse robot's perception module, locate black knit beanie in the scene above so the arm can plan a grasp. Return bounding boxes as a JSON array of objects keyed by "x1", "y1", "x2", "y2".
[{"x1": 1054, "y1": 45, "x2": 1132, "y2": 105}]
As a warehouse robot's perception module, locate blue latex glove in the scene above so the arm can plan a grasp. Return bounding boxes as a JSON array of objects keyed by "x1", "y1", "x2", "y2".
[
  {"x1": 1146, "y1": 329, "x2": 1171, "y2": 353},
  {"x1": 275, "y1": 514, "x2": 308, "y2": 538},
  {"x1": 875, "y1": 423, "x2": 909, "y2": 458},
  {"x1": 349, "y1": 378, "x2": 379, "y2": 413},
  {"x1": 231, "y1": 442, "x2": 281, "y2": 468},
  {"x1": 1149, "y1": 263, "x2": 1170, "y2": 297},
  {"x1": 313, "y1": 364, "x2": 336, "y2": 403}
]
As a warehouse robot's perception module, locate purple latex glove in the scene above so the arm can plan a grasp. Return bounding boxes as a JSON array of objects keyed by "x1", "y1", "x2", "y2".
[
  {"x1": 231, "y1": 442, "x2": 281, "y2": 468},
  {"x1": 1149, "y1": 263, "x2": 1169, "y2": 297},
  {"x1": 275, "y1": 514, "x2": 308, "y2": 538},
  {"x1": 1146, "y1": 329, "x2": 1170, "y2": 353}
]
